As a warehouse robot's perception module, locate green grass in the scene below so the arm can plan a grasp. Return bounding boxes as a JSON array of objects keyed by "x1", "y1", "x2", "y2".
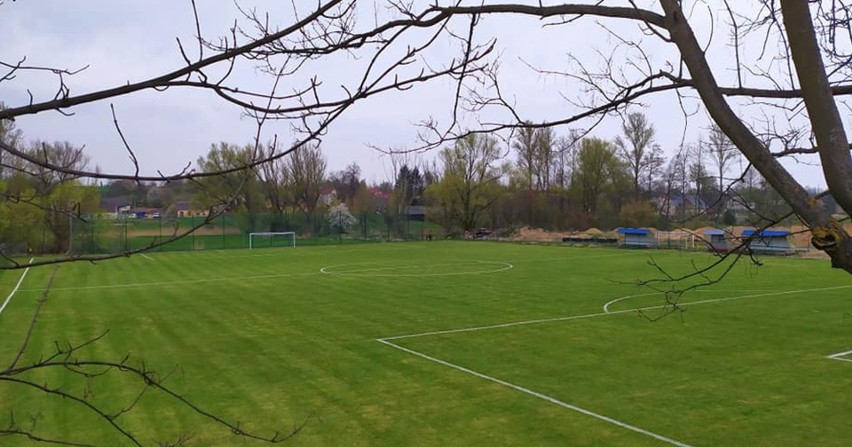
[{"x1": 1, "y1": 242, "x2": 851, "y2": 446}]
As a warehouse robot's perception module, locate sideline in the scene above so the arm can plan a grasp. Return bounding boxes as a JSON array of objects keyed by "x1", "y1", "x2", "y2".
[
  {"x1": 377, "y1": 338, "x2": 693, "y2": 447},
  {"x1": 827, "y1": 349, "x2": 852, "y2": 363},
  {"x1": 377, "y1": 283, "x2": 852, "y2": 445},
  {"x1": 384, "y1": 284, "x2": 852, "y2": 341},
  {"x1": 0, "y1": 257, "x2": 35, "y2": 317}
]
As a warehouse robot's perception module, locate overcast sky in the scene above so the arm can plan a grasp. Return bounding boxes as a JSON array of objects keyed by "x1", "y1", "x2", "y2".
[{"x1": 0, "y1": 1, "x2": 836, "y2": 188}]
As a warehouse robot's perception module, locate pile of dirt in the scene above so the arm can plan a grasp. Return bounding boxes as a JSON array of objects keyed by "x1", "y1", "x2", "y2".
[
  {"x1": 788, "y1": 223, "x2": 852, "y2": 250},
  {"x1": 512, "y1": 226, "x2": 619, "y2": 242},
  {"x1": 511, "y1": 222, "x2": 852, "y2": 249},
  {"x1": 789, "y1": 225, "x2": 810, "y2": 249},
  {"x1": 692, "y1": 226, "x2": 718, "y2": 236},
  {"x1": 514, "y1": 227, "x2": 565, "y2": 242}
]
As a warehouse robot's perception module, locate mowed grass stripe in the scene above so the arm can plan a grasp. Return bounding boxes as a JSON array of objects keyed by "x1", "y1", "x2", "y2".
[
  {"x1": 395, "y1": 274, "x2": 852, "y2": 446},
  {"x1": 2, "y1": 242, "x2": 851, "y2": 446}
]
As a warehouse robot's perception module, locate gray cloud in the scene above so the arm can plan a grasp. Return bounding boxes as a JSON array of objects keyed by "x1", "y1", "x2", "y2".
[{"x1": 0, "y1": 1, "x2": 833, "y2": 187}]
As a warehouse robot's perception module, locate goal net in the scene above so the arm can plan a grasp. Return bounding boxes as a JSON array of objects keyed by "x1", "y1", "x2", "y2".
[{"x1": 248, "y1": 232, "x2": 296, "y2": 249}]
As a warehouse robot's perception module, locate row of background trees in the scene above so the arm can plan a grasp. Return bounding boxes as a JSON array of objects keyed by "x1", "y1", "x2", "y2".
[
  {"x1": 4, "y1": 106, "x2": 833, "y2": 254},
  {"x1": 425, "y1": 115, "x2": 807, "y2": 234}
]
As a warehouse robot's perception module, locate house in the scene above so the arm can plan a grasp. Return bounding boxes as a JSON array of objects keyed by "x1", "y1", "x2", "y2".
[
  {"x1": 617, "y1": 227, "x2": 653, "y2": 248},
  {"x1": 370, "y1": 188, "x2": 391, "y2": 212},
  {"x1": 100, "y1": 197, "x2": 132, "y2": 218},
  {"x1": 669, "y1": 194, "x2": 707, "y2": 215},
  {"x1": 319, "y1": 187, "x2": 338, "y2": 206},
  {"x1": 740, "y1": 229, "x2": 793, "y2": 254},
  {"x1": 704, "y1": 228, "x2": 728, "y2": 252},
  {"x1": 176, "y1": 201, "x2": 206, "y2": 218},
  {"x1": 128, "y1": 207, "x2": 162, "y2": 219}
]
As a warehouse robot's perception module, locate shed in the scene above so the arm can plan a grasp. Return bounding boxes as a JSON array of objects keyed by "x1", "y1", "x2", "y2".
[
  {"x1": 741, "y1": 229, "x2": 793, "y2": 254},
  {"x1": 704, "y1": 229, "x2": 728, "y2": 252},
  {"x1": 617, "y1": 227, "x2": 652, "y2": 248},
  {"x1": 405, "y1": 205, "x2": 426, "y2": 222}
]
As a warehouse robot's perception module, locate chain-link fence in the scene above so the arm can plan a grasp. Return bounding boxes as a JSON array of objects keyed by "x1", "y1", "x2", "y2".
[{"x1": 65, "y1": 211, "x2": 443, "y2": 255}]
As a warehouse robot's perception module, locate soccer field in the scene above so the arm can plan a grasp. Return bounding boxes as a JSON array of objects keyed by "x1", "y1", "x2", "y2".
[{"x1": 1, "y1": 241, "x2": 851, "y2": 446}]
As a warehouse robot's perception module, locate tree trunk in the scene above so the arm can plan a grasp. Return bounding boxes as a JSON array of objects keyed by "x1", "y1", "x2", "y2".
[
  {"x1": 660, "y1": 0, "x2": 852, "y2": 273},
  {"x1": 780, "y1": 0, "x2": 852, "y2": 217}
]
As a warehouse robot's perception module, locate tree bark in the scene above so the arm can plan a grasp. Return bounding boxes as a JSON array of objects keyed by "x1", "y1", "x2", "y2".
[
  {"x1": 780, "y1": 0, "x2": 852, "y2": 217},
  {"x1": 659, "y1": 0, "x2": 852, "y2": 273}
]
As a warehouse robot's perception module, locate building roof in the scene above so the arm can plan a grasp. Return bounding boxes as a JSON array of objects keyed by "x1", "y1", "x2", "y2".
[
  {"x1": 742, "y1": 229, "x2": 790, "y2": 237},
  {"x1": 704, "y1": 229, "x2": 725, "y2": 236},
  {"x1": 669, "y1": 194, "x2": 707, "y2": 210},
  {"x1": 100, "y1": 196, "x2": 131, "y2": 212},
  {"x1": 406, "y1": 205, "x2": 426, "y2": 216},
  {"x1": 617, "y1": 227, "x2": 650, "y2": 235},
  {"x1": 369, "y1": 188, "x2": 391, "y2": 200}
]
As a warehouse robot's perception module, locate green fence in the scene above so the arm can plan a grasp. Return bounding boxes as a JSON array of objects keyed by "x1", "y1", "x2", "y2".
[{"x1": 66, "y1": 211, "x2": 442, "y2": 255}]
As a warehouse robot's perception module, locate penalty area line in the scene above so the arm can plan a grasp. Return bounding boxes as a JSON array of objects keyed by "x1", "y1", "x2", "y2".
[
  {"x1": 827, "y1": 349, "x2": 852, "y2": 363},
  {"x1": 385, "y1": 284, "x2": 852, "y2": 341},
  {"x1": 0, "y1": 257, "x2": 35, "y2": 317},
  {"x1": 376, "y1": 338, "x2": 693, "y2": 447}
]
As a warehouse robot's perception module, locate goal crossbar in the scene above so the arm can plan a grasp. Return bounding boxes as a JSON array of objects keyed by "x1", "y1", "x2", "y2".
[{"x1": 248, "y1": 232, "x2": 296, "y2": 249}]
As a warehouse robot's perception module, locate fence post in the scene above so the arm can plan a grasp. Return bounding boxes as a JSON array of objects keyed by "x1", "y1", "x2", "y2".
[{"x1": 124, "y1": 215, "x2": 128, "y2": 252}]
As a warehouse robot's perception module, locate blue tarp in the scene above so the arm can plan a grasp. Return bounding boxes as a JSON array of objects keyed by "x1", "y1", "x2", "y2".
[
  {"x1": 705, "y1": 229, "x2": 725, "y2": 236},
  {"x1": 742, "y1": 229, "x2": 790, "y2": 237},
  {"x1": 617, "y1": 228, "x2": 650, "y2": 235}
]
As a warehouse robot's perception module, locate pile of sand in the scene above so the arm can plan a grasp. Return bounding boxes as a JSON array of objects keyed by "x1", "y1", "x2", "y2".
[
  {"x1": 789, "y1": 225, "x2": 810, "y2": 249},
  {"x1": 514, "y1": 227, "x2": 564, "y2": 242},
  {"x1": 510, "y1": 221, "x2": 852, "y2": 250}
]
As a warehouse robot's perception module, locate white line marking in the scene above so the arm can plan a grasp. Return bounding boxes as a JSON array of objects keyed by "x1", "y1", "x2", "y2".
[
  {"x1": 320, "y1": 260, "x2": 513, "y2": 277},
  {"x1": 140, "y1": 253, "x2": 155, "y2": 261},
  {"x1": 385, "y1": 284, "x2": 852, "y2": 341},
  {"x1": 383, "y1": 310, "x2": 615, "y2": 341},
  {"x1": 377, "y1": 338, "x2": 693, "y2": 447},
  {"x1": 378, "y1": 284, "x2": 852, "y2": 444},
  {"x1": 602, "y1": 292, "x2": 661, "y2": 313},
  {"x1": 827, "y1": 350, "x2": 852, "y2": 363},
  {"x1": 0, "y1": 257, "x2": 34, "y2": 317},
  {"x1": 602, "y1": 289, "x2": 785, "y2": 313}
]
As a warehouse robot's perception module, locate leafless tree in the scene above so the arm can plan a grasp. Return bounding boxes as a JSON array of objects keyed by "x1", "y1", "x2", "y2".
[
  {"x1": 615, "y1": 111, "x2": 656, "y2": 200},
  {"x1": 643, "y1": 144, "x2": 665, "y2": 201},
  {"x1": 404, "y1": 1, "x2": 852, "y2": 273},
  {"x1": 0, "y1": 0, "x2": 494, "y2": 268},
  {"x1": 0, "y1": 267, "x2": 302, "y2": 446},
  {"x1": 0, "y1": 3, "x2": 495, "y2": 444},
  {"x1": 258, "y1": 141, "x2": 292, "y2": 218},
  {"x1": 3, "y1": 1, "x2": 849, "y2": 271},
  {"x1": 705, "y1": 123, "x2": 739, "y2": 202},
  {"x1": 283, "y1": 142, "x2": 327, "y2": 227},
  {"x1": 513, "y1": 126, "x2": 537, "y2": 192},
  {"x1": 3, "y1": 1, "x2": 852, "y2": 443}
]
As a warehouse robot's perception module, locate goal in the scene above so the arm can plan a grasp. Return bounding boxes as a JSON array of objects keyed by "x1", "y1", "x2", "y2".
[{"x1": 248, "y1": 232, "x2": 296, "y2": 249}]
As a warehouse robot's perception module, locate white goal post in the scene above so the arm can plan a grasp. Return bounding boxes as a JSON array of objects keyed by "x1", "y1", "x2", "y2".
[{"x1": 248, "y1": 232, "x2": 296, "y2": 249}]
